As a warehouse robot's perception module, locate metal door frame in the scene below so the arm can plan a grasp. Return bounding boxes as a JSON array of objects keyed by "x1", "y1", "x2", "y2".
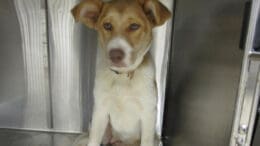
[{"x1": 230, "y1": 0, "x2": 260, "y2": 145}]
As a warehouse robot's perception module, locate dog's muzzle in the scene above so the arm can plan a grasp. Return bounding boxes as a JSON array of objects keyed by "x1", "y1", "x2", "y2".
[{"x1": 109, "y1": 49, "x2": 125, "y2": 67}]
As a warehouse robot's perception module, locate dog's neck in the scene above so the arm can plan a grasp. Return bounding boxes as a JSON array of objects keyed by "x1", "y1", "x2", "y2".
[
  {"x1": 110, "y1": 68, "x2": 136, "y2": 79},
  {"x1": 110, "y1": 69, "x2": 120, "y2": 74}
]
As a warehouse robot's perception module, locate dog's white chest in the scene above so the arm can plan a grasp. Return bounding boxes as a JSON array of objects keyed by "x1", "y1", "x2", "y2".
[
  {"x1": 106, "y1": 75, "x2": 143, "y2": 141},
  {"x1": 109, "y1": 96, "x2": 141, "y2": 141},
  {"x1": 94, "y1": 60, "x2": 157, "y2": 143}
]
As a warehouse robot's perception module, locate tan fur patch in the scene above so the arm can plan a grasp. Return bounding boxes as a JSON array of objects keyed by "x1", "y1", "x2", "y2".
[{"x1": 96, "y1": 0, "x2": 153, "y2": 68}]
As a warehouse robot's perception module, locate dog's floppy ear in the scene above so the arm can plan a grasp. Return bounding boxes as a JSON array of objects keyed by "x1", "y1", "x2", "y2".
[
  {"x1": 139, "y1": 0, "x2": 171, "y2": 27},
  {"x1": 71, "y1": 0, "x2": 103, "y2": 29}
]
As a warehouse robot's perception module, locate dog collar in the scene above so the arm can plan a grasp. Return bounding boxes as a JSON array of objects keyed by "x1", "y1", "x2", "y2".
[
  {"x1": 110, "y1": 69, "x2": 135, "y2": 79},
  {"x1": 110, "y1": 69, "x2": 121, "y2": 74}
]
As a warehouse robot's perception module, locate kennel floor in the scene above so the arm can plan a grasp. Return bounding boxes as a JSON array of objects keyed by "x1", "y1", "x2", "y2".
[
  {"x1": 0, "y1": 129, "x2": 169, "y2": 146},
  {"x1": 0, "y1": 129, "x2": 79, "y2": 146}
]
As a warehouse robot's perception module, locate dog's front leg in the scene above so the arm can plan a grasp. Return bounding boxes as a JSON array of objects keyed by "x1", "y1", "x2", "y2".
[
  {"x1": 88, "y1": 105, "x2": 109, "y2": 146},
  {"x1": 140, "y1": 109, "x2": 156, "y2": 146}
]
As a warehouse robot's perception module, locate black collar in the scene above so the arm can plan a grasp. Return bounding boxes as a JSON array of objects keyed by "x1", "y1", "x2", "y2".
[
  {"x1": 110, "y1": 69, "x2": 135, "y2": 79},
  {"x1": 110, "y1": 69, "x2": 120, "y2": 74}
]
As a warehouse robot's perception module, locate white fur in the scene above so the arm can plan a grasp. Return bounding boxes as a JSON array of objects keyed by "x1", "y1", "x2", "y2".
[{"x1": 85, "y1": 48, "x2": 157, "y2": 146}]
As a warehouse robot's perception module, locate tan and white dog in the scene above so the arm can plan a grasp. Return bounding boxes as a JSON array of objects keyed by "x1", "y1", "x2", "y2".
[{"x1": 71, "y1": 0, "x2": 171, "y2": 146}]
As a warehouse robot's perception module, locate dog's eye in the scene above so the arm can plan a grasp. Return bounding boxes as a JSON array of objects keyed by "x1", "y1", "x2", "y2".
[
  {"x1": 103, "y1": 23, "x2": 113, "y2": 31},
  {"x1": 129, "y1": 23, "x2": 140, "y2": 31}
]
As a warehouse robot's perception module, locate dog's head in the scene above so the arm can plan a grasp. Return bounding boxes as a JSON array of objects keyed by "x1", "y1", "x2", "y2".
[{"x1": 72, "y1": 0, "x2": 171, "y2": 73}]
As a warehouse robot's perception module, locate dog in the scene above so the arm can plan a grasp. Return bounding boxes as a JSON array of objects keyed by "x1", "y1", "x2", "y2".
[{"x1": 71, "y1": 0, "x2": 171, "y2": 146}]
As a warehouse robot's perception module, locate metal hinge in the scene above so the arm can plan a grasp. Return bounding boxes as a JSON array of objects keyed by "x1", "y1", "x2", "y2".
[{"x1": 235, "y1": 124, "x2": 248, "y2": 146}]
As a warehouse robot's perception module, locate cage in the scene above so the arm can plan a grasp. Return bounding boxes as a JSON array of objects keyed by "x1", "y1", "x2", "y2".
[{"x1": 0, "y1": 0, "x2": 259, "y2": 146}]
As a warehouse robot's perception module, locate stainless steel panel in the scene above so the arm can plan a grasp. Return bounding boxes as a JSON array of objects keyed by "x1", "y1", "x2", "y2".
[
  {"x1": 0, "y1": 0, "x2": 96, "y2": 132},
  {"x1": 47, "y1": 0, "x2": 84, "y2": 132},
  {"x1": 163, "y1": 0, "x2": 245, "y2": 145},
  {"x1": 14, "y1": 0, "x2": 51, "y2": 130},
  {"x1": 0, "y1": 0, "x2": 27, "y2": 128}
]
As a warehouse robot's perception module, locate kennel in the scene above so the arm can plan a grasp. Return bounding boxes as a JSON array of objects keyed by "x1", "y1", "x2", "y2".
[{"x1": 0, "y1": 0, "x2": 259, "y2": 146}]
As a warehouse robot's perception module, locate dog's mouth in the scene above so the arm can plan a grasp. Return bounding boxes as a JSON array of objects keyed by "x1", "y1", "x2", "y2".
[
  {"x1": 106, "y1": 37, "x2": 151, "y2": 73},
  {"x1": 108, "y1": 50, "x2": 137, "y2": 73},
  {"x1": 109, "y1": 59, "x2": 131, "y2": 73},
  {"x1": 110, "y1": 61, "x2": 127, "y2": 68},
  {"x1": 109, "y1": 53, "x2": 145, "y2": 73}
]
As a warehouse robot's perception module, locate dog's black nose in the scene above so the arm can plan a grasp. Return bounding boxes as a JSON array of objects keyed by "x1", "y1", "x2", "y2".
[{"x1": 109, "y1": 49, "x2": 125, "y2": 64}]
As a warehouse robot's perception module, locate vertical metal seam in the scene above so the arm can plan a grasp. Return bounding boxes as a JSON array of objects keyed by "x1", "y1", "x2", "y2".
[
  {"x1": 44, "y1": 0, "x2": 54, "y2": 129},
  {"x1": 162, "y1": 0, "x2": 178, "y2": 140}
]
